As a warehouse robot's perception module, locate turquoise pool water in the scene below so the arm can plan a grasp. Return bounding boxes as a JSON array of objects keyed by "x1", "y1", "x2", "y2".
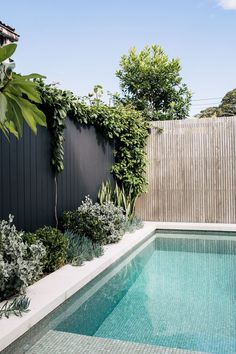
[
  {"x1": 3, "y1": 234, "x2": 236, "y2": 354},
  {"x1": 54, "y1": 236, "x2": 236, "y2": 353}
]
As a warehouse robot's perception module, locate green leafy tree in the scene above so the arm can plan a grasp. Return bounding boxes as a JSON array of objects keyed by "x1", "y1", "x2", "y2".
[
  {"x1": 218, "y1": 88, "x2": 236, "y2": 116},
  {"x1": 0, "y1": 43, "x2": 47, "y2": 137},
  {"x1": 116, "y1": 45, "x2": 192, "y2": 121},
  {"x1": 197, "y1": 107, "x2": 218, "y2": 118},
  {"x1": 197, "y1": 88, "x2": 236, "y2": 118}
]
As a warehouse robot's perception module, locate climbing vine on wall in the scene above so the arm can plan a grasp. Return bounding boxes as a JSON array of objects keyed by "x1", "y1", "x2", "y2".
[{"x1": 38, "y1": 81, "x2": 149, "y2": 199}]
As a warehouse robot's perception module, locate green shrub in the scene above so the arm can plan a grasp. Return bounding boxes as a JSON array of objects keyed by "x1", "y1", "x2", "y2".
[
  {"x1": 22, "y1": 231, "x2": 38, "y2": 247},
  {"x1": 0, "y1": 216, "x2": 46, "y2": 301},
  {"x1": 24, "y1": 227, "x2": 68, "y2": 273},
  {"x1": 65, "y1": 231, "x2": 103, "y2": 266},
  {"x1": 62, "y1": 196, "x2": 126, "y2": 245}
]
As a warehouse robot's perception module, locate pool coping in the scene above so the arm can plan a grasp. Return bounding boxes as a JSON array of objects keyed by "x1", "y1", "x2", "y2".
[{"x1": 1, "y1": 221, "x2": 236, "y2": 352}]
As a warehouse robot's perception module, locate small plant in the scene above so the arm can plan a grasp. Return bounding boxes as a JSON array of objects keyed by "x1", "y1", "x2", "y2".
[
  {"x1": 62, "y1": 196, "x2": 126, "y2": 245},
  {"x1": 98, "y1": 181, "x2": 113, "y2": 204},
  {"x1": 24, "y1": 227, "x2": 68, "y2": 273},
  {"x1": 114, "y1": 183, "x2": 137, "y2": 220},
  {"x1": 98, "y1": 181, "x2": 138, "y2": 220},
  {"x1": 65, "y1": 231, "x2": 103, "y2": 266},
  {"x1": 0, "y1": 216, "x2": 46, "y2": 301},
  {"x1": 124, "y1": 217, "x2": 144, "y2": 233},
  {"x1": 0, "y1": 295, "x2": 30, "y2": 319}
]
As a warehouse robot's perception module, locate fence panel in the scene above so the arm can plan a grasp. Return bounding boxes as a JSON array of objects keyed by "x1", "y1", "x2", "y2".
[
  {"x1": 136, "y1": 117, "x2": 236, "y2": 223},
  {"x1": 0, "y1": 120, "x2": 114, "y2": 231}
]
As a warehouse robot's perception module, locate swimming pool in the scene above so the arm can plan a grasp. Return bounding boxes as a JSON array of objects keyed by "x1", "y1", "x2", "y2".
[{"x1": 3, "y1": 231, "x2": 236, "y2": 354}]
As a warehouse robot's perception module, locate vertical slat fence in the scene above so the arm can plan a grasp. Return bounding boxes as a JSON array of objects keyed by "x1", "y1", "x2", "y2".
[
  {"x1": 0, "y1": 120, "x2": 114, "y2": 231},
  {"x1": 136, "y1": 117, "x2": 236, "y2": 223}
]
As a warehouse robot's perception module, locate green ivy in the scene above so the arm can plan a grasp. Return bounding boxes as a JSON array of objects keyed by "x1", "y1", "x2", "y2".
[{"x1": 38, "y1": 82, "x2": 149, "y2": 198}]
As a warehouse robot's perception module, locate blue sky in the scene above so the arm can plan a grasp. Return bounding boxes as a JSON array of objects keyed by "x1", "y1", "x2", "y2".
[{"x1": 1, "y1": 0, "x2": 236, "y2": 116}]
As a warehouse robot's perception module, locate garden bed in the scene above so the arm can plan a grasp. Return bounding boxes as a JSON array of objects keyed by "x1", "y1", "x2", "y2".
[{"x1": 0, "y1": 222, "x2": 157, "y2": 352}]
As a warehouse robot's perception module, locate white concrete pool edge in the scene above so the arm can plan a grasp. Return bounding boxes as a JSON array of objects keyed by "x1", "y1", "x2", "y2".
[{"x1": 1, "y1": 221, "x2": 236, "y2": 352}]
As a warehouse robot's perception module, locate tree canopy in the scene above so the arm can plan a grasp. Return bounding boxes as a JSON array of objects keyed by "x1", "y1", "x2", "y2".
[
  {"x1": 116, "y1": 45, "x2": 192, "y2": 121},
  {"x1": 197, "y1": 88, "x2": 236, "y2": 118}
]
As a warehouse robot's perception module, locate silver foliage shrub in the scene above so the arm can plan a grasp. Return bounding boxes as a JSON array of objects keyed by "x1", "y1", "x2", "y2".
[
  {"x1": 63, "y1": 196, "x2": 126, "y2": 245},
  {"x1": 78, "y1": 196, "x2": 126, "y2": 244},
  {"x1": 0, "y1": 215, "x2": 46, "y2": 301}
]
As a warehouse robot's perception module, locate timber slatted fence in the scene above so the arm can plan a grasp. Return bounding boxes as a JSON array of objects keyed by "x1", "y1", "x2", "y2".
[{"x1": 136, "y1": 117, "x2": 236, "y2": 223}]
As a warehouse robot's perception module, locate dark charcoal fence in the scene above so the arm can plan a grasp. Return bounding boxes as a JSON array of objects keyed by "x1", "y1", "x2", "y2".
[{"x1": 0, "y1": 119, "x2": 114, "y2": 231}]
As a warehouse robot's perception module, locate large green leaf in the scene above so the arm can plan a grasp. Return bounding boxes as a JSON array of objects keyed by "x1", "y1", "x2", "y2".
[
  {"x1": 3, "y1": 82, "x2": 20, "y2": 96},
  {"x1": 0, "y1": 122, "x2": 10, "y2": 139},
  {"x1": 21, "y1": 73, "x2": 46, "y2": 80},
  {"x1": 4, "y1": 120, "x2": 19, "y2": 138},
  {"x1": 0, "y1": 92, "x2": 7, "y2": 122},
  {"x1": 0, "y1": 43, "x2": 47, "y2": 137},
  {"x1": 6, "y1": 93, "x2": 47, "y2": 132},
  {"x1": 0, "y1": 43, "x2": 17, "y2": 63},
  {"x1": 12, "y1": 96, "x2": 37, "y2": 133},
  {"x1": 28, "y1": 100, "x2": 47, "y2": 126},
  {"x1": 11, "y1": 80, "x2": 42, "y2": 103},
  {"x1": 6, "y1": 96, "x2": 24, "y2": 136}
]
